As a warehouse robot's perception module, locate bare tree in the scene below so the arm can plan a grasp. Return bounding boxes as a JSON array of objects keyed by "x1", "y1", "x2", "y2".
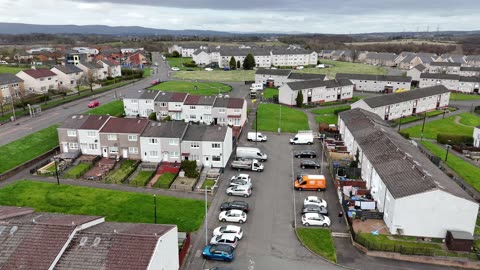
[{"x1": 82, "y1": 70, "x2": 97, "y2": 92}]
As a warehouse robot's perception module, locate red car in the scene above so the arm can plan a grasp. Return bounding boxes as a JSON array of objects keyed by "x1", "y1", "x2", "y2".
[
  {"x1": 88, "y1": 100, "x2": 100, "y2": 108},
  {"x1": 151, "y1": 79, "x2": 161, "y2": 86}
]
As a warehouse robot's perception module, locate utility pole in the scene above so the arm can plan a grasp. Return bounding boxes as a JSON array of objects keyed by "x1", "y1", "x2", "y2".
[
  {"x1": 154, "y1": 194, "x2": 157, "y2": 224},
  {"x1": 421, "y1": 113, "x2": 427, "y2": 133},
  {"x1": 54, "y1": 158, "x2": 60, "y2": 185},
  {"x1": 255, "y1": 111, "x2": 258, "y2": 145},
  {"x1": 205, "y1": 186, "x2": 209, "y2": 246},
  {"x1": 278, "y1": 105, "x2": 282, "y2": 134}
]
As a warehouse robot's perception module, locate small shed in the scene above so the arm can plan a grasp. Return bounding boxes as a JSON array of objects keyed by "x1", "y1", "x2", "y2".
[{"x1": 446, "y1": 230, "x2": 473, "y2": 252}]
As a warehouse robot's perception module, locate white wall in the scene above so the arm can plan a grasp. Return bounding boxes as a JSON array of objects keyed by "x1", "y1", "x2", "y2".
[
  {"x1": 419, "y1": 78, "x2": 459, "y2": 91},
  {"x1": 193, "y1": 51, "x2": 212, "y2": 65},
  {"x1": 147, "y1": 227, "x2": 179, "y2": 270},
  {"x1": 474, "y1": 127, "x2": 480, "y2": 148},
  {"x1": 182, "y1": 104, "x2": 213, "y2": 124},
  {"x1": 139, "y1": 99, "x2": 155, "y2": 117},
  {"x1": 124, "y1": 98, "x2": 140, "y2": 116},
  {"x1": 78, "y1": 129, "x2": 102, "y2": 155},
  {"x1": 391, "y1": 191, "x2": 478, "y2": 237},
  {"x1": 16, "y1": 71, "x2": 58, "y2": 93},
  {"x1": 140, "y1": 137, "x2": 163, "y2": 163},
  {"x1": 51, "y1": 68, "x2": 81, "y2": 90}
]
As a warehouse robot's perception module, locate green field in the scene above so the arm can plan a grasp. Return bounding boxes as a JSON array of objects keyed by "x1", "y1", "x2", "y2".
[
  {"x1": 262, "y1": 88, "x2": 279, "y2": 99},
  {"x1": 88, "y1": 100, "x2": 124, "y2": 116},
  {"x1": 312, "y1": 105, "x2": 350, "y2": 124},
  {"x1": 166, "y1": 57, "x2": 202, "y2": 71},
  {"x1": 201, "y1": 179, "x2": 216, "y2": 189},
  {"x1": 401, "y1": 113, "x2": 480, "y2": 139},
  {"x1": 152, "y1": 173, "x2": 176, "y2": 189},
  {"x1": 129, "y1": 170, "x2": 155, "y2": 187},
  {"x1": 0, "y1": 65, "x2": 26, "y2": 74},
  {"x1": 150, "y1": 81, "x2": 232, "y2": 95},
  {"x1": 143, "y1": 68, "x2": 151, "y2": 77},
  {"x1": 0, "y1": 125, "x2": 59, "y2": 174},
  {"x1": 254, "y1": 104, "x2": 309, "y2": 133},
  {"x1": 450, "y1": 93, "x2": 480, "y2": 101},
  {"x1": 420, "y1": 141, "x2": 480, "y2": 192},
  {"x1": 296, "y1": 228, "x2": 336, "y2": 263},
  {"x1": 0, "y1": 180, "x2": 204, "y2": 232},
  {"x1": 297, "y1": 59, "x2": 387, "y2": 79},
  {"x1": 173, "y1": 70, "x2": 255, "y2": 82}
]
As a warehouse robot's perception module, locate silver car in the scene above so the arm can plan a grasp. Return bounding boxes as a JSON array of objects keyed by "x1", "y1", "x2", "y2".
[{"x1": 226, "y1": 185, "x2": 252, "y2": 197}]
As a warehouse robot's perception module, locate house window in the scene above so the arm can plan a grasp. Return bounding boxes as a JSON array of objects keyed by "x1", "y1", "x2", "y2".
[
  {"x1": 70, "y1": 80, "x2": 74, "y2": 84},
  {"x1": 149, "y1": 138, "x2": 158, "y2": 144},
  {"x1": 145, "y1": 100, "x2": 153, "y2": 104},
  {"x1": 88, "y1": 144, "x2": 98, "y2": 150},
  {"x1": 48, "y1": 77, "x2": 52, "y2": 80},
  {"x1": 131, "y1": 99, "x2": 138, "y2": 104},
  {"x1": 67, "y1": 130, "x2": 77, "y2": 137},
  {"x1": 169, "y1": 139, "x2": 178, "y2": 145},
  {"x1": 191, "y1": 142, "x2": 199, "y2": 148},
  {"x1": 128, "y1": 135, "x2": 138, "y2": 141},
  {"x1": 41, "y1": 86, "x2": 47, "y2": 91},
  {"x1": 219, "y1": 108, "x2": 226, "y2": 113},
  {"x1": 190, "y1": 106, "x2": 196, "y2": 110},
  {"x1": 190, "y1": 115, "x2": 196, "y2": 119},
  {"x1": 149, "y1": 151, "x2": 158, "y2": 157},
  {"x1": 191, "y1": 154, "x2": 200, "y2": 161},
  {"x1": 160, "y1": 102, "x2": 167, "y2": 107},
  {"x1": 109, "y1": 147, "x2": 118, "y2": 153},
  {"x1": 107, "y1": 134, "x2": 117, "y2": 141},
  {"x1": 129, "y1": 147, "x2": 138, "y2": 154},
  {"x1": 87, "y1": 131, "x2": 96, "y2": 137},
  {"x1": 218, "y1": 118, "x2": 225, "y2": 123},
  {"x1": 212, "y1": 143, "x2": 220, "y2": 149},
  {"x1": 233, "y1": 118, "x2": 241, "y2": 125},
  {"x1": 68, "y1": 142, "x2": 78, "y2": 150},
  {"x1": 212, "y1": 156, "x2": 221, "y2": 161},
  {"x1": 171, "y1": 151, "x2": 179, "y2": 158},
  {"x1": 234, "y1": 109, "x2": 241, "y2": 113},
  {"x1": 40, "y1": 78, "x2": 45, "y2": 81}
]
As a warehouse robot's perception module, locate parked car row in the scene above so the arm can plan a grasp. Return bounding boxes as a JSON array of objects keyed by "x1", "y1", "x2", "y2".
[{"x1": 301, "y1": 196, "x2": 330, "y2": 227}]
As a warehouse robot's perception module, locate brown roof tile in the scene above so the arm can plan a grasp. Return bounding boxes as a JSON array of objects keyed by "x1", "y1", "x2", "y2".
[
  {"x1": 0, "y1": 206, "x2": 34, "y2": 220},
  {"x1": 21, "y1": 68, "x2": 57, "y2": 79},
  {"x1": 227, "y1": 98, "x2": 244, "y2": 109},
  {"x1": 170, "y1": 93, "x2": 188, "y2": 102},
  {"x1": 80, "y1": 115, "x2": 111, "y2": 130},
  {"x1": 100, "y1": 118, "x2": 149, "y2": 134}
]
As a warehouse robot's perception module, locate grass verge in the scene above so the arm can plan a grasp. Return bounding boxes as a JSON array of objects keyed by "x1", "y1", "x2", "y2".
[
  {"x1": 201, "y1": 178, "x2": 216, "y2": 189},
  {"x1": 152, "y1": 173, "x2": 176, "y2": 189},
  {"x1": 254, "y1": 103, "x2": 309, "y2": 133},
  {"x1": 0, "y1": 180, "x2": 204, "y2": 232},
  {"x1": 296, "y1": 228, "x2": 336, "y2": 263},
  {"x1": 297, "y1": 59, "x2": 387, "y2": 78},
  {"x1": 0, "y1": 125, "x2": 59, "y2": 174},
  {"x1": 150, "y1": 81, "x2": 231, "y2": 96},
  {"x1": 174, "y1": 70, "x2": 255, "y2": 82},
  {"x1": 420, "y1": 141, "x2": 480, "y2": 192},
  {"x1": 63, "y1": 163, "x2": 92, "y2": 179},
  {"x1": 262, "y1": 88, "x2": 279, "y2": 99},
  {"x1": 88, "y1": 100, "x2": 124, "y2": 116},
  {"x1": 450, "y1": 93, "x2": 480, "y2": 101},
  {"x1": 401, "y1": 113, "x2": 480, "y2": 139}
]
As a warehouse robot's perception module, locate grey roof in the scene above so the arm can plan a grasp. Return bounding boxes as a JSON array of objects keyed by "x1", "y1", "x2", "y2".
[
  {"x1": 339, "y1": 108, "x2": 475, "y2": 201},
  {"x1": 53, "y1": 64, "x2": 83, "y2": 74},
  {"x1": 79, "y1": 61, "x2": 97, "y2": 70},
  {"x1": 460, "y1": 76, "x2": 480, "y2": 83},
  {"x1": 219, "y1": 47, "x2": 271, "y2": 56},
  {"x1": 0, "y1": 73, "x2": 23, "y2": 85},
  {"x1": 466, "y1": 55, "x2": 480, "y2": 62},
  {"x1": 139, "y1": 90, "x2": 160, "y2": 100},
  {"x1": 154, "y1": 91, "x2": 173, "y2": 102},
  {"x1": 420, "y1": 73, "x2": 460, "y2": 80},
  {"x1": 141, "y1": 121, "x2": 188, "y2": 138},
  {"x1": 399, "y1": 54, "x2": 416, "y2": 64},
  {"x1": 288, "y1": 73, "x2": 326, "y2": 81},
  {"x1": 124, "y1": 90, "x2": 146, "y2": 99},
  {"x1": 460, "y1": 66, "x2": 480, "y2": 72},
  {"x1": 271, "y1": 48, "x2": 314, "y2": 55},
  {"x1": 361, "y1": 85, "x2": 449, "y2": 108},
  {"x1": 286, "y1": 79, "x2": 353, "y2": 91},
  {"x1": 366, "y1": 52, "x2": 398, "y2": 61},
  {"x1": 213, "y1": 97, "x2": 229, "y2": 108},
  {"x1": 430, "y1": 62, "x2": 461, "y2": 67},
  {"x1": 59, "y1": 114, "x2": 89, "y2": 129},
  {"x1": 255, "y1": 69, "x2": 291, "y2": 76},
  {"x1": 183, "y1": 125, "x2": 228, "y2": 142},
  {"x1": 412, "y1": 64, "x2": 427, "y2": 72},
  {"x1": 448, "y1": 230, "x2": 473, "y2": 240},
  {"x1": 184, "y1": 95, "x2": 216, "y2": 105},
  {"x1": 335, "y1": 73, "x2": 412, "y2": 82},
  {"x1": 418, "y1": 55, "x2": 435, "y2": 64}
]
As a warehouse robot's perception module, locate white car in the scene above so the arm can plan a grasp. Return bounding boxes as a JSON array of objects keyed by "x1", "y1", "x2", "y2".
[
  {"x1": 303, "y1": 196, "x2": 327, "y2": 208},
  {"x1": 296, "y1": 66, "x2": 304, "y2": 70},
  {"x1": 171, "y1": 67, "x2": 180, "y2": 71},
  {"x1": 226, "y1": 185, "x2": 252, "y2": 197},
  {"x1": 210, "y1": 234, "x2": 239, "y2": 248},
  {"x1": 302, "y1": 213, "x2": 331, "y2": 227},
  {"x1": 213, "y1": 225, "x2": 243, "y2": 240},
  {"x1": 219, "y1": 210, "x2": 247, "y2": 223},
  {"x1": 316, "y1": 64, "x2": 326, "y2": 68},
  {"x1": 205, "y1": 68, "x2": 214, "y2": 71},
  {"x1": 231, "y1": 174, "x2": 251, "y2": 182},
  {"x1": 229, "y1": 180, "x2": 252, "y2": 189}
]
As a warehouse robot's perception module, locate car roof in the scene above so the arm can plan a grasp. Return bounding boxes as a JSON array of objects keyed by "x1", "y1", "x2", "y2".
[
  {"x1": 304, "y1": 212, "x2": 321, "y2": 218},
  {"x1": 213, "y1": 244, "x2": 233, "y2": 252},
  {"x1": 228, "y1": 209, "x2": 244, "y2": 214},
  {"x1": 218, "y1": 234, "x2": 237, "y2": 241},
  {"x1": 306, "y1": 196, "x2": 319, "y2": 200},
  {"x1": 224, "y1": 225, "x2": 241, "y2": 231},
  {"x1": 237, "y1": 174, "x2": 249, "y2": 177}
]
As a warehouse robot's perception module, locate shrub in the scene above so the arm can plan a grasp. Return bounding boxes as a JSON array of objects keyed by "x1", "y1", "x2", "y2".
[
  {"x1": 172, "y1": 51, "x2": 180, "y2": 58},
  {"x1": 181, "y1": 160, "x2": 199, "y2": 178},
  {"x1": 183, "y1": 60, "x2": 197, "y2": 68},
  {"x1": 437, "y1": 133, "x2": 473, "y2": 145},
  {"x1": 296, "y1": 91, "x2": 303, "y2": 107},
  {"x1": 148, "y1": 112, "x2": 157, "y2": 121},
  {"x1": 399, "y1": 131, "x2": 410, "y2": 139}
]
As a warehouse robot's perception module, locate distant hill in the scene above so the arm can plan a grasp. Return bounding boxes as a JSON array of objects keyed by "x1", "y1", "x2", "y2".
[{"x1": 0, "y1": 22, "x2": 236, "y2": 36}]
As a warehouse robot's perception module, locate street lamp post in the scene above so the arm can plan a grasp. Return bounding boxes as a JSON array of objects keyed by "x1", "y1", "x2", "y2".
[
  {"x1": 255, "y1": 111, "x2": 258, "y2": 145},
  {"x1": 54, "y1": 157, "x2": 60, "y2": 185},
  {"x1": 398, "y1": 115, "x2": 403, "y2": 131},
  {"x1": 445, "y1": 140, "x2": 452, "y2": 162},
  {"x1": 421, "y1": 113, "x2": 427, "y2": 133},
  {"x1": 278, "y1": 104, "x2": 282, "y2": 134},
  {"x1": 205, "y1": 186, "x2": 209, "y2": 246},
  {"x1": 154, "y1": 194, "x2": 157, "y2": 224}
]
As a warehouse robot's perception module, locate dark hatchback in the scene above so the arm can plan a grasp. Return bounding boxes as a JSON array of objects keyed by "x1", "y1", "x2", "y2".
[
  {"x1": 294, "y1": 150, "x2": 317, "y2": 158},
  {"x1": 300, "y1": 160, "x2": 320, "y2": 169},
  {"x1": 220, "y1": 201, "x2": 250, "y2": 213}
]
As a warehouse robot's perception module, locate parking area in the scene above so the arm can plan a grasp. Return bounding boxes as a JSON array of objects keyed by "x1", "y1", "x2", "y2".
[{"x1": 186, "y1": 132, "x2": 343, "y2": 270}]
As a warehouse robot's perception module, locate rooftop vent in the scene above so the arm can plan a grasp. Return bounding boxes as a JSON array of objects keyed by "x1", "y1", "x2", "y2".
[
  {"x1": 79, "y1": 115, "x2": 84, "y2": 119},
  {"x1": 80, "y1": 237, "x2": 88, "y2": 246},
  {"x1": 0, "y1": 226, "x2": 6, "y2": 235},
  {"x1": 92, "y1": 237, "x2": 101, "y2": 247},
  {"x1": 10, "y1": 226, "x2": 18, "y2": 235},
  {"x1": 72, "y1": 115, "x2": 77, "y2": 119}
]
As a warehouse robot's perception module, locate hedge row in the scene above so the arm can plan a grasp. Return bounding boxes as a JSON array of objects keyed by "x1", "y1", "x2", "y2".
[{"x1": 437, "y1": 133, "x2": 473, "y2": 145}]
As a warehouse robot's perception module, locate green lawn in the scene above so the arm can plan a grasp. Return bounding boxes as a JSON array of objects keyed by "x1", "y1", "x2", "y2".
[
  {"x1": 104, "y1": 160, "x2": 137, "y2": 184},
  {"x1": 129, "y1": 170, "x2": 155, "y2": 187},
  {"x1": 152, "y1": 173, "x2": 176, "y2": 189},
  {"x1": 63, "y1": 163, "x2": 91, "y2": 179},
  {"x1": 312, "y1": 105, "x2": 350, "y2": 124},
  {"x1": 450, "y1": 93, "x2": 480, "y2": 101},
  {"x1": 0, "y1": 125, "x2": 59, "y2": 174},
  {"x1": 393, "y1": 110, "x2": 454, "y2": 124},
  {"x1": 297, "y1": 59, "x2": 387, "y2": 79},
  {"x1": 317, "y1": 96, "x2": 364, "y2": 107},
  {"x1": 262, "y1": 87, "x2": 279, "y2": 99},
  {"x1": 166, "y1": 57, "x2": 202, "y2": 71},
  {"x1": 201, "y1": 178, "x2": 216, "y2": 189},
  {"x1": 254, "y1": 103, "x2": 309, "y2": 133},
  {"x1": 88, "y1": 100, "x2": 124, "y2": 116},
  {"x1": 311, "y1": 105, "x2": 350, "y2": 115},
  {"x1": 143, "y1": 68, "x2": 151, "y2": 77},
  {"x1": 420, "y1": 141, "x2": 480, "y2": 192},
  {"x1": 150, "y1": 81, "x2": 232, "y2": 96},
  {"x1": 315, "y1": 115, "x2": 338, "y2": 124},
  {"x1": 0, "y1": 65, "x2": 26, "y2": 74},
  {"x1": 401, "y1": 113, "x2": 480, "y2": 139},
  {"x1": 296, "y1": 228, "x2": 336, "y2": 263},
  {"x1": 173, "y1": 70, "x2": 255, "y2": 82},
  {"x1": 0, "y1": 180, "x2": 204, "y2": 232}
]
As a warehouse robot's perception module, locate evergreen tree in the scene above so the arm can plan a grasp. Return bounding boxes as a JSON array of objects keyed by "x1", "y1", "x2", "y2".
[
  {"x1": 229, "y1": 57, "x2": 236, "y2": 70},
  {"x1": 237, "y1": 60, "x2": 241, "y2": 69},
  {"x1": 243, "y1": 53, "x2": 256, "y2": 70},
  {"x1": 296, "y1": 91, "x2": 304, "y2": 107}
]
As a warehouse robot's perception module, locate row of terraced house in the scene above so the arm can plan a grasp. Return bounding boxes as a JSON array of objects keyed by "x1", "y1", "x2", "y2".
[{"x1": 58, "y1": 115, "x2": 233, "y2": 168}]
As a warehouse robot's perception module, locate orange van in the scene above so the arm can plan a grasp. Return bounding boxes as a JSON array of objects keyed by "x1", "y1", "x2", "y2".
[{"x1": 294, "y1": 175, "x2": 326, "y2": 191}]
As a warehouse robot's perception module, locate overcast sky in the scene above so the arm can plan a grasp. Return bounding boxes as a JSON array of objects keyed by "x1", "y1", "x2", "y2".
[{"x1": 1, "y1": 0, "x2": 478, "y2": 33}]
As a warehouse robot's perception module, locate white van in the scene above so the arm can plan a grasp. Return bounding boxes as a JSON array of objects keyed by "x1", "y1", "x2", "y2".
[
  {"x1": 249, "y1": 83, "x2": 263, "y2": 91},
  {"x1": 247, "y1": 132, "x2": 267, "y2": 142},
  {"x1": 290, "y1": 132, "x2": 314, "y2": 145},
  {"x1": 236, "y1": 147, "x2": 268, "y2": 161}
]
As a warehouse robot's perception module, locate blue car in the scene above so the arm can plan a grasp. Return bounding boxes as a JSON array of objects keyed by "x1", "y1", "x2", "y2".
[{"x1": 202, "y1": 244, "x2": 235, "y2": 262}]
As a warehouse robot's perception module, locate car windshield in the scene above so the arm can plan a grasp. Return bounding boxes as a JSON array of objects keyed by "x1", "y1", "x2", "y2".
[{"x1": 219, "y1": 226, "x2": 227, "y2": 232}]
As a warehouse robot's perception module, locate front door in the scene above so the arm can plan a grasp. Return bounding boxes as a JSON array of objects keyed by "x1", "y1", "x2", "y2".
[
  {"x1": 62, "y1": 143, "x2": 68, "y2": 153},
  {"x1": 163, "y1": 152, "x2": 169, "y2": 162},
  {"x1": 122, "y1": 148, "x2": 128, "y2": 159},
  {"x1": 102, "y1": 147, "x2": 108, "y2": 157},
  {"x1": 204, "y1": 155, "x2": 210, "y2": 167}
]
